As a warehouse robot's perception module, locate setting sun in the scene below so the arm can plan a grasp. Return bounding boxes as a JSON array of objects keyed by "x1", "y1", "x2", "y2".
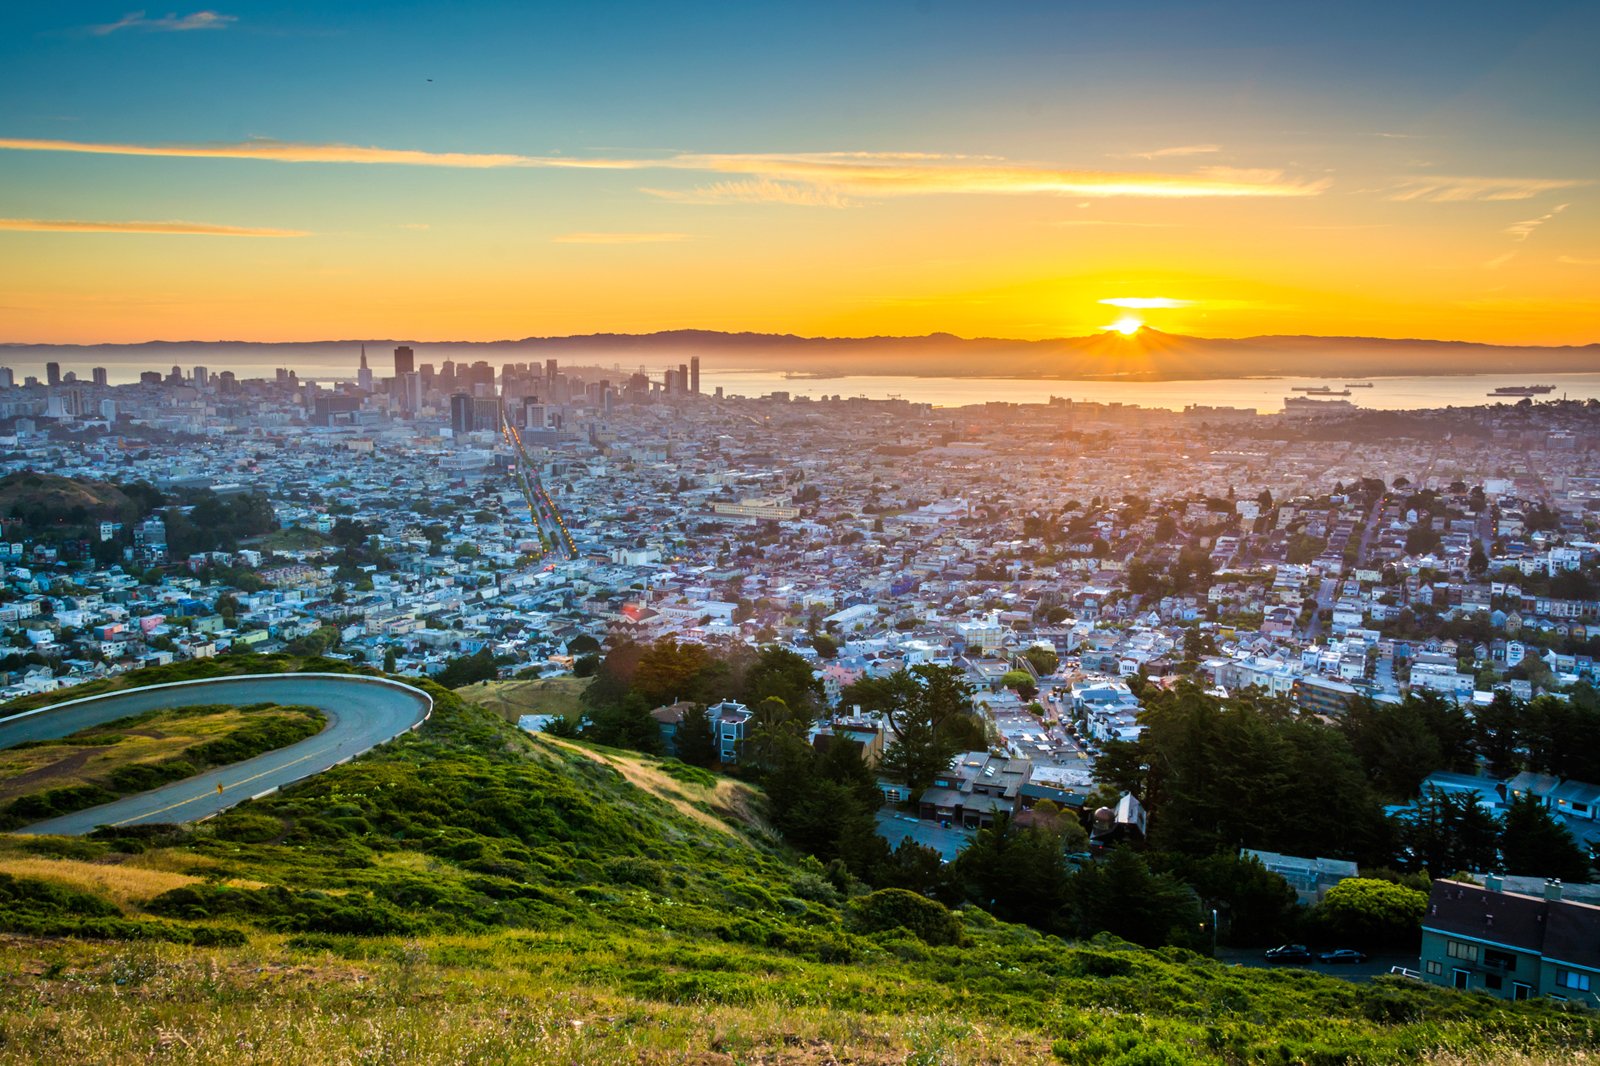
[{"x1": 1106, "y1": 316, "x2": 1144, "y2": 335}]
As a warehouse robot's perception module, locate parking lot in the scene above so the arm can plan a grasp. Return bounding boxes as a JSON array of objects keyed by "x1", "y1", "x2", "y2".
[{"x1": 875, "y1": 810, "x2": 975, "y2": 862}]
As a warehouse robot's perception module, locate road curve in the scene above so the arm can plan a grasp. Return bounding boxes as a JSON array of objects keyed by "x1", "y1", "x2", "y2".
[{"x1": 0, "y1": 673, "x2": 432, "y2": 836}]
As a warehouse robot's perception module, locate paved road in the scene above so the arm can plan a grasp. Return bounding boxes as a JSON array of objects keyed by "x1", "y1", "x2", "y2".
[
  {"x1": 0, "y1": 673, "x2": 431, "y2": 836},
  {"x1": 1217, "y1": 947, "x2": 1418, "y2": 984}
]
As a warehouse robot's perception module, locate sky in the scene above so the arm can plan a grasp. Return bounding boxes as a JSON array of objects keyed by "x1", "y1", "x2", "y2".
[{"x1": 0, "y1": 1, "x2": 1597, "y2": 346}]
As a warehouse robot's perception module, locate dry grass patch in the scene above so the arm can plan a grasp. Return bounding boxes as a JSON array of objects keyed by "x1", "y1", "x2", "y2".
[
  {"x1": 0, "y1": 856, "x2": 198, "y2": 910},
  {"x1": 534, "y1": 736, "x2": 765, "y2": 841}
]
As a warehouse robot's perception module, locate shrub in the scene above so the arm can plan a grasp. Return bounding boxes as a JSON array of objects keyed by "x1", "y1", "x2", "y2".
[{"x1": 846, "y1": 888, "x2": 965, "y2": 947}]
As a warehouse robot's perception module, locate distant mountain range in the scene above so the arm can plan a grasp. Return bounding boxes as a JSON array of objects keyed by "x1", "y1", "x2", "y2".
[{"x1": 4, "y1": 328, "x2": 1597, "y2": 381}]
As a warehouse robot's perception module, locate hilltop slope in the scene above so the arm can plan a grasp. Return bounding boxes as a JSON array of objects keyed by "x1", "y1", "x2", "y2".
[{"x1": 0, "y1": 665, "x2": 1597, "y2": 1064}]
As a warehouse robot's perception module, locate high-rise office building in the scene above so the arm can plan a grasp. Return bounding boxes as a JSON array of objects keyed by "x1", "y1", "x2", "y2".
[
  {"x1": 399, "y1": 371, "x2": 422, "y2": 415},
  {"x1": 450, "y1": 393, "x2": 474, "y2": 435},
  {"x1": 0, "y1": 367, "x2": 13, "y2": 389},
  {"x1": 357, "y1": 346, "x2": 374, "y2": 392},
  {"x1": 394, "y1": 345, "x2": 415, "y2": 377},
  {"x1": 192, "y1": 366, "x2": 208, "y2": 389},
  {"x1": 544, "y1": 359, "x2": 558, "y2": 394},
  {"x1": 91, "y1": 367, "x2": 108, "y2": 387},
  {"x1": 690, "y1": 356, "x2": 700, "y2": 395},
  {"x1": 46, "y1": 362, "x2": 61, "y2": 387}
]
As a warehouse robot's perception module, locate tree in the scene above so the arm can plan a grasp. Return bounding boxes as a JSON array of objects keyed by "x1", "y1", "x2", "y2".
[
  {"x1": 876, "y1": 665, "x2": 979, "y2": 800},
  {"x1": 434, "y1": 648, "x2": 497, "y2": 688},
  {"x1": 1022, "y1": 646, "x2": 1059, "y2": 676},
  {"x1": 1000, "y1": 669, "x2": 1038, "y2": 700},
  {"x1": 1160, "y1": 852, "x2": 1298, "y2": 947},
  {"x1": 383, "y1": 647, "x2": 397, "y2": 673},
  {"x1": 951, "y1": 814, "x2": 1075, "y2": 932},
  {"x1": 675, "y1": 704, "x2": 719, "y2": 768},
  {"x1": 1400, "y1": 787, "x2": 1501, "y2": 876},
  {"x1": 1500, "y1": 793, "x2": 1593, "y2": 883},
  {"x1": 742, "y1": 645, "x2": 824, "y2": 716},
  {"x1": 1063, "y1": 847, "x2": 1204, "y2": 949},
  {"x1": 632, "y1": 639, "x2": 716, "y2": 707},
  {"x1": 1309, "y1": 877, "x2": 1428, "y2": 949},
  {"x1": 743, "y1": 696, "x2": 811, "y2": 771}
]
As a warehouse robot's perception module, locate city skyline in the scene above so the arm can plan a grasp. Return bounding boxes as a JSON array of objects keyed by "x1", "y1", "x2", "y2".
[{"x1": 1, "y1": 1, "x2": 1597, "y2": 347}]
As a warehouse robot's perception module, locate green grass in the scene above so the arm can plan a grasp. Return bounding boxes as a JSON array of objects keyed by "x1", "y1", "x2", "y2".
[
  {"x1": 0, "y1": 703, "x2": 324, "y2": 831},
  {"x1": 0, "y1": 661, "x2": 1596, "y2": 1064},
  {"x1": 246, "y1": 526, "x2": 335, "y2": 551},
  {"x1": 456, "y1": 676, "x2": 590, "y2": 724}
]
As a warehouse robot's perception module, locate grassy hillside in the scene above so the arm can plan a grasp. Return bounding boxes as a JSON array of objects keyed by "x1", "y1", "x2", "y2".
[
  {"x1": 0, "y1": 471, "x2": 145, "y2": 537},
  {"x1": 0, "y1": 664, "x2": 1597, "y2": 1064},
  {"x1": 457, "y1": 675, "x2": 590, "y2": 724}
]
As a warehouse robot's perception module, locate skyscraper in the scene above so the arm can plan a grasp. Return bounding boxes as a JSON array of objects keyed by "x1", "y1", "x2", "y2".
[
  {"x1": 91, "y1": 367, "x2": 108, "y2": 387},
  {"x1": 357, "y1": 346, "x2": 374, "y2": 392},
  {"x1": 394, "y1": 345, "x2": 415, "y2": 377},
  {"x1": 690, "y1": 356, "x2": 700, "y2": 395},
  {"x1": 46, "y1": 362, "x2": 61, "y2": 387},
  {"x1": 450, "y1": 393, "x2": 474, "y2": 435},
  {"x1": 192, "y1": 366, "x2": 208, "y2": 389},
  {"x1": 0, "y1": 367, "x2": 13, "y2": 389}
]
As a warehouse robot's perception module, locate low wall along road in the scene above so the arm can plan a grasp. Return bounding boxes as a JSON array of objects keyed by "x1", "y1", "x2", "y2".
[{"x1": 0, "y1": 673, "x2": 432, "y2": 836}]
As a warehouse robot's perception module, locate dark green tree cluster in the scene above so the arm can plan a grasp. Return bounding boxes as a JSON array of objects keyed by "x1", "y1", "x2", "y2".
[
  {"x1": 842, "y1": 665, "x2": 986, "y2": 799},
  {"x1": 163, "y1": 490, "x2": 278, "y2": 556},
  {"x1": 1094, "y1": 683, "x2": 1393, "y2": 864}
]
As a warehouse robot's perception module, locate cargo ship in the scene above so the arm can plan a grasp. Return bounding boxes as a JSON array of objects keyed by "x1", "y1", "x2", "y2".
[
  {"x1": 1291, "y1": 385, "x2": 1352, "y2": 396},
  {"x1": 1489, "y1": 385, "x2": 1556, "y2": 397}
]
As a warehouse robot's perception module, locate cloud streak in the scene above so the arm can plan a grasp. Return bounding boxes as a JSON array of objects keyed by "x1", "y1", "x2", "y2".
[
  {"x1": 0, "y1": 217, "x2": 306, "y2": 236},
  {"x1": 0, "y1": 137, "x2": 1332, "y2": 200},
  {"x1": 550, "y1": 232, "x2": 690, "y2": 244},
  {"x1": 642, "y1": 178, "x2": 853, "y2": 207},
  {"x1": 89, "y1": 10, "x2": 237, "y2": 35},
  {"x1": 1505, "y1": 203, "x2": 1567, "y2": 241},
  {"x1": 1112, "y1": 144, "x2": 1221, "y2": 160},
  {"x1": 1388, "y1": 176, "x2": 1589, "y2": 202}
]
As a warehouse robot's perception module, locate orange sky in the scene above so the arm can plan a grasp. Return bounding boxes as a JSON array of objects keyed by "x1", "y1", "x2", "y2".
[{"x1": 1, "y1": 3, "x2": 1596, "y2": 346}]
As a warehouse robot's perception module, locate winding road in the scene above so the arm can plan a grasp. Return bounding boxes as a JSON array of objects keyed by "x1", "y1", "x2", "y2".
[{"x1": 0, "y1": 673, "x2": 432, "y2": 836}]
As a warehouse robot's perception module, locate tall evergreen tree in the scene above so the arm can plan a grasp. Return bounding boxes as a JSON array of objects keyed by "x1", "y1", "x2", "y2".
[{"x1": 1500, "y1": 794, "x2": 1593, "y2": 883}]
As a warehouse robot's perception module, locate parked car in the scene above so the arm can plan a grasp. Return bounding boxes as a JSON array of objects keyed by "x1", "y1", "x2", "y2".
[
  {"x1": 1318, "y1": 949, "x2": 1369, "y2": 964},
  {"x1": 1264, "y1": 944, "x2": 1312, "y2": 963}
]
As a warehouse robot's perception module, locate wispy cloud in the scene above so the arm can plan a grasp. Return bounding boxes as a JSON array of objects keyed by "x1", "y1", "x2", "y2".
[
  {"x1": 1100, "y1": 297, "x2": 1191, "y2": 309},
  {"x1": 0, "y1": 137, "x2": 1332, "y2": 201},
  {"x1": 550, "y1": 232, "x2": 690, "y2": 244},
  {"x1": 1482, "y1": 251, "x2": 1517, "y2": 270},
  {"x1": 642, "y1": 178, "x2": 853, "y2": 208},
  {"x1": 1111, "y1": 144, "x2": 1221, "y2": 160},
  {"x1": 1388, "y1": 176, "x2": 1589, "y2": 202},
  {"x1": 89, "y1": 10, "x2": 237, "y2": 35},
  {"x1": 0, "y1": 136, "x2": 538, "y2": 168},
  {"x1": 1558, "y1": 255, "x2": 1600, "y2": 266},
  {"x1": 0, "y1": 217, "x2": 305, "y2": 236},
  {"x1": 1505, "y1": 203, "x2": 1568, "y2": 241},
  {"x1": 398, "y1": 222, "x2": 430, "y2": 230}
]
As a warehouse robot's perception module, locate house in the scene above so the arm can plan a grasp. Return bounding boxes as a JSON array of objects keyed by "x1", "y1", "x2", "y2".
[
  {"x1": 1420, "y1": 877, "x2": 1600, "y2": 1004},
  {"x1": 649, "y1": 700, "x2": 695, "y2": 757},
  {"x1": 916, "y1": 750, "x2": 1032, "y2": 829},
  {"x1": 1240, "y1": 848, "x2": 1358, "y2": 906},
  {"x1": 710, "y1": 699, "x2": 752, "y2": 763}
]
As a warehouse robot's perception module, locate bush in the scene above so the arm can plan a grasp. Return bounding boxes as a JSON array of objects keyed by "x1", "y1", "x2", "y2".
[{"x1": 846, "y1": 888, "x2": 965, "y2": 946}]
